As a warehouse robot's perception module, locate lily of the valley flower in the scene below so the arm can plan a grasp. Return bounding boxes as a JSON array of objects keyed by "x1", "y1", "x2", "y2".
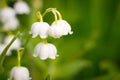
[
  {"x1": 30, "y1": 22, "x2": 50, "y2": 38},
  {"x1": 9, "y1": 66, "x2": 31, "y2": 80},
  {"x1": 33, "y1": 42, "x2": 58, "y2": 60},
  {"x1": 0, "y1": 7, "x2": 16, "y2": 23},
  {"x1": 48, "y1": 20, "x2": 73, "y2": 38},
  {"x1": 14, "y1": 1, "x2": 30, "y2": 14},
  {"x1": 3, "y1": 17, "x2": 19, "y2": 30},
  {"x1": 0, "y1": 7, "x2": 19, "y2": 30}
]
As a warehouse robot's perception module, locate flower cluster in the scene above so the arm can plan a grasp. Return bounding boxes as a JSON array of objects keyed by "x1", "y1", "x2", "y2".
[
  {"x1": 0, "y1": 0, "x2": 30, "y2": 56},
  {"x1": 0, "y1": 1, "x2": 31, "y2": 80},
  {"x1": 0, "y1": 0, "x2": 30, "y2": 31},
  {"x1": 0, "y1": 7, "x2": 73, "y2": 80},
  {"x1": 30, "y1": 8, "x2": 73, "y2": 60}
]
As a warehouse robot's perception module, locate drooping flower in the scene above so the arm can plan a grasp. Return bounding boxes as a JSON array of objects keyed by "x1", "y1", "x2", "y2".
[
  {"x1": 30, "y1": 22, "x2": 50, "y2": 38},
  {"x1": 0, "y1": 7, "x2": 16, "y2": 23},
  {"x1": 9, "y1": 66, "x2": 31, "y2": 80},
  {"x1": 4, "y1": 35, "x2": 21, "y2": 56},
  {"x1": 3, "y1": 17, "x2": 19, "y2": 30},
  {"x1": 0, "y1": 7, "x2": 19, "y2": 30},
  {"x1": 14, "y1": 1, "x2": 30, "y2": 14},
  {"x1": 33, "y1": 42, "x2": 58, "y2": 60},
  {"x1": 48, "y1": 20, "x2": 73, "y2": 38}
]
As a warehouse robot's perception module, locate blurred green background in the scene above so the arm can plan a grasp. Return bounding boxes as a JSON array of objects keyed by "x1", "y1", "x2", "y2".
[{"x1": 0, "y1": 0, "x2": 120, "y2": 80}]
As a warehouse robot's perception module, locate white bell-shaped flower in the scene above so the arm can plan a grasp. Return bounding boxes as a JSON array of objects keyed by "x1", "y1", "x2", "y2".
[
  {"x1": 33, "y1": 42, "x2": 58, "y2": 60},
  {"x1": 48, "y1": 20, "x2": 73, "y2": 38},
  {"x1": 4, "y1": 35, "x2": 21, "y2": 56},
  {"x1": 9, "y1": 66, "x2": 31, "y2": 80},
  {"x1": 14, "y1": 1, "x2": 30, "y2": 14},
  {"x1": 3, "y1": 17, "x2": 19, "y2": 31},
  {"x1": 0, "y1": 7, "x2": 16, "y2": 23},
  {"x1": 30, "y1": 22, "x2": 50, "y2": 38}
]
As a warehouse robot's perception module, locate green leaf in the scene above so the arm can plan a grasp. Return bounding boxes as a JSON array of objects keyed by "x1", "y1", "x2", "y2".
[{"x1": 0, "y1": 31, "x2": 20, "y2": 65}]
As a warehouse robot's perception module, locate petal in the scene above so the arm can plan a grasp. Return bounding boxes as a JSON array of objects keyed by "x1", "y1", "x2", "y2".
[
  {"x1": 47, "y1": 43, "x2": 57, "y2": 59},
  {"x1": 48, "y1": 25, "x2": 63, "y2": 38},
  {"x1": 10, "y1": 67, "x2": 18, "y2": 80},
  {"x1": 57, "y1": 20, "x2": 72, "y2": 35},
  {"x1": 0, "y1": 7, "x2": 16, "y2": 23},
  {"x1": 30, "y1": 22, "x2": 50, "y2": 38},
  {"x1": 69, "y1": 31, "x2": 73, "y2": 34},
  {"x1": 3, "y1": 17, "x2": 19, "y2": 31},
  {"x1": 10, "y1": 66, "x2": 30, "y2": 80},
  {"x1": 33, "y1": 43, "x2": 43, "y2": 57},
  {"x1": 38, "y1": 22, "x2": 50, "y2": 38},
  {"x1": 32, "y1": 34, "x2": 38, "y2": 38},
  {"x1": 30, "y1": 22, "x2": 41, "y2": 38},
  {"x1": 49, "y1": 20, "x2": 73, "y2": 38},
  {"x1": 39, "y1": 44, "x2": 49, "y2": 60}
]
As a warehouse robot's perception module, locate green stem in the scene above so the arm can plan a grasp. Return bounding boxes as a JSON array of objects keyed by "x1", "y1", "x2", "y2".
[
  {"x1": 36, "y1": 11, "x2": 43, "y2": 22},
  {"x1": 52, "y1": 10, "x2": 58, "y2": 24},
  {"x1": 23, "y1": 34, "x2": 31, "y2": 49},
  {"x1": 42, "y1": 10, "x2": 48, "y2": 17},
  {"x1": 17, "y1": 48, "x2": 24, "y2": 67},
  {"x1": 54, "y1": 10, "x2": 62, "y2": 20},
  {"x1": 42, "y1": 39, "x2": 48, "y2": 44},
  {"x1": 1, "y1": 0, "x2": 7, "y2": 8},
  {"x1": 0, "y1": 31, "x2": 20, "y2": 65},
  {"x1": 17, "y1": 50, "x2": 21, "y2": 67},
  {"x1": 42, "y1": 8, "x2": 58, "y2": 24},
  {"x1": 42, "y1": 8, "x2": 53, "y2": 17}
]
